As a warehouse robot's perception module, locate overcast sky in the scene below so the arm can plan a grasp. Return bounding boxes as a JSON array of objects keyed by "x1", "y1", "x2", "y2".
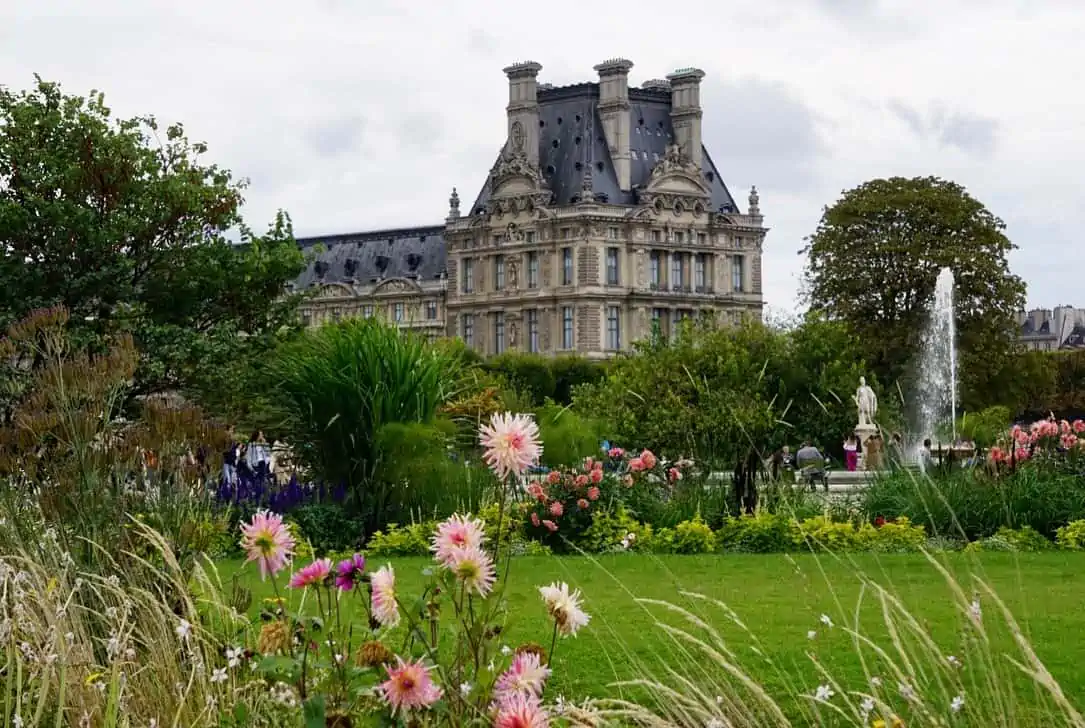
[{"x1": 3, "y1": 0, "x2": 1082, "y2": 314}]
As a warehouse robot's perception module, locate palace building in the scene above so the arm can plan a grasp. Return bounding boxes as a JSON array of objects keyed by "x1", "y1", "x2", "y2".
[{"x1": 294, "y1": 59, "x2": 767, "y2": 358}]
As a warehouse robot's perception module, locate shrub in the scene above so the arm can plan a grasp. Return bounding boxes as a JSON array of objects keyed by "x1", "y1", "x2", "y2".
[
  {"x1": 966, "y1": 526, "x2": 1052, "y2": 553},
  {"x1": 533, "y1": 403, "x2": 605, "y2": 467},
  {"x1": 671, "y1": 515, "x2": 717, "y2": 554},
  {"x1": 366, "y1": 521, "x2": 433, "y2": 557},
  {"x1": 1056, "y1": 519, "x2": 1085, "y2": 549},
  {"x1": 792, "y1": 515, "x2": 862, "y2": 551},
  {"x1": 579, "y1": 506, "x2": 653, "y2": 553},
  {"x1": 717, "y1": 513, "x2": 795, "y2": 553},
  {"x1": 288, "y1": 502, "x2": 364, "y2": 555},
  {"x1": 860, "y1": 516, "x2": 927, "y2": 552}
]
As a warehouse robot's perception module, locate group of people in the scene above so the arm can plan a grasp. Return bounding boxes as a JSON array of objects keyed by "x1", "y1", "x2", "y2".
[
  {"x1": 221, "y1": 427, "x2": 295, "y2": 485},
  {"x1": 767, "y1": 431, "x2": 918, "y2": 490}
]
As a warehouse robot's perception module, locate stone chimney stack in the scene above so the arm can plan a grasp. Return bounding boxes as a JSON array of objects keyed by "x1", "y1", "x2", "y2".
[
  {"x1": 594, "y1": 58, "x2": 634, "y2": 191},
  {"x1": 666, "y1": 67, "x2": 705, "y2": 170},
  {"x1": 502, "y1": 61, "x2": 543, "y2": 167}
]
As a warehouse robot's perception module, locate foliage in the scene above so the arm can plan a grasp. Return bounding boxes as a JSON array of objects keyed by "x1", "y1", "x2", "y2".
[
  {"x1": 482, "y1": 353, "x2": 607, "y2": 407},
  {"x1": 716, "y1": 513, "x2": 797, "y2": 553},
  {"x1": 366, "y1": 521, "x2": 433, "y2": 557},
  {"x1": 1056, "y1": 519, "x2": 1085, "y2": 550},
  {"x1": 533, "y1": 403, "x2": 605, "y2": 467},
  {"x1": 800, "y1": 176, "x2": 1027, "y2": 411},
  {"x1": 287, "y1": 503, "x2": 364, "y2": 555},
  {"x1": 965, "y1": 525, "x2": 1053, "y2": 553},
  {"x1": 267, "y1": 317, "x2": 458, "y2": 536},
  {"x1": 578, "y1": 506, "x2": 654, "y2": 553},
  {"x1": 0, "y1": 77, "x2": 305, "y2": 401},
  {"x1": 957, "y1": 405, "x2": 1012, "y2": 449}
]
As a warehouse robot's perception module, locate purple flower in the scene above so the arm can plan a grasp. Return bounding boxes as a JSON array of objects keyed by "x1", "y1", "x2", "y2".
[{"x1": 336, "y1": 553, "x2": 366, "y2": 591}]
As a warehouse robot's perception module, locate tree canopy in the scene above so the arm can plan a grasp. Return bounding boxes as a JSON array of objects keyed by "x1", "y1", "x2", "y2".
[
  {"x1": 0, "y1": 77, "x2": 305, "y2": 402},
  {"x1": 800, "y1": 176, "x2": 1026, "y2": 410}
]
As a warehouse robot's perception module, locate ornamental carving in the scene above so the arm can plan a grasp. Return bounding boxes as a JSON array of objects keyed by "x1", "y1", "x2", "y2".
[
  {"x1": 489, "y1": 149, "x2": 549, "y2": 198},
  {"x1": 373, "y1": 278, "x2": 423, "y2": 295},
  {"x1": 510, "y1": 120, "x2": 525, "y2": 152}
]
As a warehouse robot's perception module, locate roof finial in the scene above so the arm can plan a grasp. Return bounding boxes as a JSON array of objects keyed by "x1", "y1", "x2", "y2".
[
  {"x1": 580, "y1": 163, "x2": 593, "y2": 198},
  {"x1": 748, "y1": 185, "x2": 760, "y2": 216},
  {"x1": 448, "y1": 187, "x2": 461, "y2": 219}
]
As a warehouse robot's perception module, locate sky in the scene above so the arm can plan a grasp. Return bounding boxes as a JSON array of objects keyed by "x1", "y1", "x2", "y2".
[{"x1": 3, "y1": 0, "x2": 1083, "y2": 316}]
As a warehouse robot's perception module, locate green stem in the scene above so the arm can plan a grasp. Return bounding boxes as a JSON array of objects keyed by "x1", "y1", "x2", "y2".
[{"x1": 548, "y1": 622, "x2": 559, "y2": 665}]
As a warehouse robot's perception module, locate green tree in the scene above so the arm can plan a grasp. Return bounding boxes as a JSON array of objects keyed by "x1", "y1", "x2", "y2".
[
  {"x1": 800, "y1": 176, "x2": 1026, "y2": 410},
  {"x1": 0, "y1": 77, "x2": 305, "y2": 402}
]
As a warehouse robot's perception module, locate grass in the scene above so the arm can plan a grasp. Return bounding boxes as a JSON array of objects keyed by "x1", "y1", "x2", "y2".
[{"x1": 226, "y1": 551, "x2": 1085, "y2": 724}]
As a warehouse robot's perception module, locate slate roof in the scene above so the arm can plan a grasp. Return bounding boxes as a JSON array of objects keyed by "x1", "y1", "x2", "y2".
[
  {"x1": 294, "y1": 226, "x2": 446, "y2": 288},
  {"x1": 470, "y1": 83, "x2": 739, "y2": 214}
]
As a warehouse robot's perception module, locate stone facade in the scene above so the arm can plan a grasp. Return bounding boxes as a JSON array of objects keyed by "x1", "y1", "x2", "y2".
[
  {"x1": 296, "y1": 59, "x2": 768, "y2": 358},
  {"x1": 1016, "y1": 306, "x2": 1085, "y2": 351}
]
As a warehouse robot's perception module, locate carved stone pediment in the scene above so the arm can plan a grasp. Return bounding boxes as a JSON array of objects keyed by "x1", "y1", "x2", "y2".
[
  {"x1": 314, "y1": 283, "x2": 355, "y2": 300},
  {"x1": 373, "y1": 277, "x2": 424, "y2": 296},
  {"x1": 489, "y1": 149, "x2": 551, "y2": 200},
  {"x1": 641, "y1": 143, "x2": 710, "y2": 199}
]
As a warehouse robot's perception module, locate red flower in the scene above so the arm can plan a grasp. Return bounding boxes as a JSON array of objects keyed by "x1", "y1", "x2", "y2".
[{"x1": 874, "y1": 516, "x2": 886, "y2": 527}]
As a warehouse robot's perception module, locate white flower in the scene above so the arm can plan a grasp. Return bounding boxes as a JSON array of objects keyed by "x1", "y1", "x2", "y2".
[
  {"x1": 899, "y1": 681, "x2": 915, "y2": 701},
  {"x1": 13, "y1": 714, "x2": 23, "y2": 728},
  {"x1": 807, "y1": 630, "x2": 817, "y2": 640},
  {"x1": 225, "y1": 646, "x2": 243, "y2": 668},
  {"x1": 951, "y1": 694, "x2": 965, "y2": 713},
  {"x1": 860, "y1": 696, "x2": 875, "y2": 716},
  {"x1": 334, "y1": 653, "x2": 344, "y2": 665},
  {"x1": 706, "y1": 720, "x2": 725, "y2": 728},
  {"x1": 106, "y1": 634, "x2": 121, "y2": 658},
  {"x1": 107, "y1": 575, "x2": 120, "y2": 587},
  {"x1": 814, "y1": 684, "x2": 834, "y2": 702},
  {"x1": 715, "y1": 695, "x2": 723, "y2": 705},
  {"x1": 554, "y1": 695, "x2": 567, "y2": 715},
  {"x1": 819, "y1": 614, "x2": 833, "y2": 628},
  {"x1": 149, "y1": 720, "x2": 158, "y2": 728},
  {"x1": 947, "y1": 654, "x2": 961, "y2": 668},
  {"x1": 175, "y1": 619, "x2": 191, "y2": 641},
  {"x1": 870, "y1": 676, "x2": 882, "y2": 687},
  {"x1": 501, "y1": 644, "x2": 513, "y2": 656},
  {"x1": 124, "y1": 648, "x2": 136, "y2": 661},
  {"x1": 969, "y1": 599, "x2": 982, "y2": 620},
  {"x1": 105, "y1": 607, "x2": 118, "y2": 620},
  {"x1": 539, "y1": 582, "x2": 591, "y2": 637},
  {"x1": 459, "y1": 682, "x2": 472, "y2": 697},
  {"x1": 210, "y1": 667, "x2": 227, "y2": 684}
]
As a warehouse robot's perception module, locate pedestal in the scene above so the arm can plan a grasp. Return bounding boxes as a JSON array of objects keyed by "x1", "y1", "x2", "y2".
[{"x1": 854, "y1": 424, "x2": 878, "y2": 470}]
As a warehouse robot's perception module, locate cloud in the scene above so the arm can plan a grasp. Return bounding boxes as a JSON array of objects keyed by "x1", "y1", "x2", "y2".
[
  {"x1": 306, "y1": 116, "x2": 367, "y2": 158},
  {"x1": 887, "y1": 100, "x2": 999, "y2": 157}
]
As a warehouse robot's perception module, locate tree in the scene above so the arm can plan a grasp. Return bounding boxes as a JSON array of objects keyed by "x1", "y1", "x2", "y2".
[
  {"x1": 0, "y1": 77, "x2": 305, "y2": 402},
  {"x1": 801, "y1": 176, "x2": 1026, "y2": 410}
]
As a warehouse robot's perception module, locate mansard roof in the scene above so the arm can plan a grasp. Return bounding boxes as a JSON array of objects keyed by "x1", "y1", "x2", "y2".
[
  {"x1": 469, "y1": 82, "x2": 738, "y2": 214},
  {"x1": 294, "y1": 225, "x2": 446, "y2": 288}
]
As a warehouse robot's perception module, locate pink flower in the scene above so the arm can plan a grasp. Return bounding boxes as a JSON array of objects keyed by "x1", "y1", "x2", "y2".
[
  {"x1": 546, "y1": 470, "x2": 561, "y2": 485},
  {"x1": 542, "y1": 519, "x2": 558, "y2": 532},
  {"x1": 289, "y1": 558, "x2": 332, "y2": 589},
  {"x1": 479, "y1": 413, "x2": 542, "y2": 480},
  {"x1": 577, "y1": 498, "x2": 589, "y2": 509},
  {"x1": 549, "y1": 501, "x2": 564, "y2": 517},
  {"x1": 988, "y1": 446, "x2": 1004, "y2": 462},
  {"x1": 574, "y1": 474, "x2": 589, "y2": 488},
  {"x1": 447, "y1": 545, "x2": 496, "y2": 597},
  {"x1": 608, "y1": 447, "x2": 624, "y2": 458},
  {"x1": 379, "y1": 657, "x2": 442, "y2": 714},
  {"x1": 530, "y1": 512, "x2": 541, "y2": 527},
  {"x1": 1062, "y1": 434, "x2": 1079, "y2": 449},
  {"x1": 1015, "y1": 447, "x2": 1030, "y2": 461},
  {"x1": 587, "y1": 486, "x2": 600, "y2": 501},
  {"x1": 582, "y1": 457, "x2": 595, "y2": 472},
  {"x1": 335, "y1": 553, "x2": 366, "y2": 591},
  {"x1": 527, "y1": 483, "x2": 546, "y2": 502},
  {"x1": 1073, "y1": 419, "x2": 1085, "y2": 434},
  {"x1": 589, "y1": 468, "x2": 603, "y2": 484},
  {"x1": 1061, "y1": 419, "x2": 1072, "y2": 435},
  {"x1": 371, "y1": 564, "x2": 400, "y2": 628},
  {"x1": 431, "y1": 514, "x2": 486, "y2": 565},
  {"x1": 668, "y1": 467, "x2": 682, "y2": 482},
  {"x1": 639, "y1": 449, "x2": 658, "y2": 469},
  {"x1": 628, "y1": 457, "x2": 645, "y2": 472},
  {"x1": 239, "y1": 511, "x2": 296, "y2": 580},
  {"x1": 495, "y1": 652, "x2": 551, "y2": 700},
  {"x1": 493, "y1": 693, "x2": 550, "y2": 728}
]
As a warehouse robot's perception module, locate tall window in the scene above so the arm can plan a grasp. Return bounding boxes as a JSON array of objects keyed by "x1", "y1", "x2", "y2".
[
  {"x1": 526, "y1": 230, "x2": 536, "y2": 243},
  {"x1": 671, "y1": 253, "x2": 684, "y2": 289},
  {"x1": 362, "y1": 305, "x2": 374, "y2": 318},
  {"x1": 462, "y1": 314, "x2": 474, "y2": 346},
  {"x1": 606, "y1": 247, "x2": 619, "y2": 285},
  {"x1": 494, "y1": 255, "x2": 505, "y2": 290},
  {"x1": 649, "y1": 252, "x2": 661, "y2": 287},
  {"x1": 697, "y1": 233, "x2": 707, "y2": 245},
  {"x1": 674, "y1": 231, "x2": 684, "y2": 244},
  {"x1": 494, "y1": 312, "x2": 505, "y2": 354},
  {"x1": 694, "y1": 254, "x2": 706, "y2": 291},
  {"x1": 651, "y1": 230, "x2": 662, "y2": 242},
  {"x1": 462, "y1": 259, "x2": 474, "y2": 293},
  {"x1": 527, "y1": 309, "x2": 539, "y2": 353},
  {"x1": 608, "y1": 226, "x2": 620, "y2": 240},
  {"x1": 527, "y1": 252, "x2": 539, "y2": 288},
  {"x1": 651, "y1": 307, "x2": 666, "y2": 339},
  {"x1": 606, "y1": 306, "x2": 621, "y2": 350},
  {"x1": 732, "y1": 255, "x2": 744, "y2": 292},
  {"x1": 561, "y1": 248, "x2": 573, "y2": 285},
  {"x1": 393, "y1": 303, "x2": 405, "y2": 322},
  {"x1": 561, "y1": 306, "x2": 574, "y2": 349},
  {"x1": 425, "y1": 300, "x2": 437, "y2": 319},
  {"x1": 560, "y1": 228, "x2": 570, "y2": 240}
]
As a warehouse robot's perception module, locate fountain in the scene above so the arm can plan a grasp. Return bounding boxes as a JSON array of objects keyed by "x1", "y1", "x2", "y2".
[{"x1": 913, "y1": 267, "x2": 971, "y2": 462}]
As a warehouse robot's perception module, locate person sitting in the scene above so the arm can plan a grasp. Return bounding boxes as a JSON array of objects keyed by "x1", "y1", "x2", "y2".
[{"x1": 795, "y1": 441, "x2": 827, "y2": 491}]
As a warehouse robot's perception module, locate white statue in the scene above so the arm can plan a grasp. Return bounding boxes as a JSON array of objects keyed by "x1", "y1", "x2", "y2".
[{"x1": 854, "y1": 376, "x2": 877, "y2": 427}]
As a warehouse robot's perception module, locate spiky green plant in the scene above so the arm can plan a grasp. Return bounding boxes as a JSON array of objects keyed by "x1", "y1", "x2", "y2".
[{"x1": 267, "y1": 318, "x2": 459, "y2": 535}]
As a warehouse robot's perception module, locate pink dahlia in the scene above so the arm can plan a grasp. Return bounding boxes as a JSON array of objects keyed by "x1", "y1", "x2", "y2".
[
  {"x1": 549, "y1": 501, "x2": 564, "y2": 518},
  {"x1": 371, "y1": 564, "x2": 400, "y2": 628},
  {"x1": 379, "y1": 657, "x2": 442, "y2": 714},
  {"x1": 582, "y1": 457, "x2": 595, "y2": 471},
  {"x1": 527, "y1": 483, "x2": 546, "y2": 502},
  {"x1": 577, "y1": 498, "x2": 589, "y2": 510},
  {"x1": 239, "y1": 510, "x2": 296, "y2": 580},
  {"x1": 574, "y1": 474, "x2": 589, "y2": 488},
  {"x1": 479, "y1": 412, "x2": 542, "y2": 480},
  {"x1": 640, "y1": 450, "x2": 658, "y2": 469},
  {"x1": 607, "y1": 447, "x2": 624, "y2": 458},
  {"x1": 1074, "y1": 419, "x2": 1085, "y2": 434},
  {"x1": 668, "y1": 467, "x2": 682, "y2": 482},
  {"x1": 546, "y1": 470, "x2": 561, "y2": 485},
  {"x1": 336, "y1": 553, "x2": 366, "y2": 591},
  {"x1": 589, "y1": 468, "x2": 603, "y2": 484},
  {"x1": 988, "y1": 446, "x2": 1004, "y2": 462},
  {"x1": 447, "y1": 545, "x2": 496, "y2": 597},
  {"x1": 628, "y1": 457, "x2": 645, "y2": 472},
  {"x1": 289, "y1": 558, "x2": 332, "y2": 589},
  {"x1": 493, "y1": 693, "x2": 550, "y2": 728},
  {"x1": 495, "y1": 651, "x2": 551, "y2": 700},
  {"x1": 542, "y1": 519, "x2": 558, "y2": 532},
  {"x1": 530, "y1": 512, "x2": 541, "y2": 527},
  {"x1": 586, "y1": 486, "x2": 600, "y2": 501},
  {"x1": 431, "y1": 513, "x2": 486, "y2": 565}
]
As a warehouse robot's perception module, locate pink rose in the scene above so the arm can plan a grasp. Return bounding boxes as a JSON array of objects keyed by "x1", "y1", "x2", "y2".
[
  {"x1": 608, "y1": 447, "x2": 624, "y2": 458},
  {"x1": 546, "y1": 470, "x2": 561, "y2": 485},
  {"x1": 549, "y1": 501, "x2": 564, "y2": 517}
]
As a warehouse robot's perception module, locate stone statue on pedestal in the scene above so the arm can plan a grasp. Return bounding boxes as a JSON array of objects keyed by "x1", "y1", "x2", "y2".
[{"x1": 854, "y1": 376, "x2": 877, "y2": 427}]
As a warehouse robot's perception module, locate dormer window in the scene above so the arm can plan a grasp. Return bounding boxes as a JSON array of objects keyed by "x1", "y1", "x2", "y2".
[
  {"x1": 344, "y1": 258, "x2": 358, "y2": 277},
  {"x1": 314, "y1": 260, "x2": 329, "y2": 278}
]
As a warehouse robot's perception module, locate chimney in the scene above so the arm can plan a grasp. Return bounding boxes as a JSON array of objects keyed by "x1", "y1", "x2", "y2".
[
  {"x1": 502, "y1": 61, "x2": 543, "y2": 167},
  {"x1": 594, "y1": 58, "x2": 634, "y2": 191},
  {"x1": 666, "y1": 67, "x2": 706, "y2": 170}
]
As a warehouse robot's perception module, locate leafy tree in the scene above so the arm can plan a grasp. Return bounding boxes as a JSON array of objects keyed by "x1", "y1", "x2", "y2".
[
  {"x1": 800, "y1": 176, "x2": 1026, "y2": 410},
  {"x1": 0, "y1": 77, "x2": 305, "y2": 403}
]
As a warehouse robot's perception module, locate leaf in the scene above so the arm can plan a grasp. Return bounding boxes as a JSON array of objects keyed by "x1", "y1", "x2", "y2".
[{"x1": 302, "y1": 695, "x2": 326, "y2": 728}]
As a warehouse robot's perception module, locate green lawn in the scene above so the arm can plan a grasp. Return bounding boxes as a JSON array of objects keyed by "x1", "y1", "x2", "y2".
[{"x1": 225, "y1": 552, "x2": 1085, "y2": 723}]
